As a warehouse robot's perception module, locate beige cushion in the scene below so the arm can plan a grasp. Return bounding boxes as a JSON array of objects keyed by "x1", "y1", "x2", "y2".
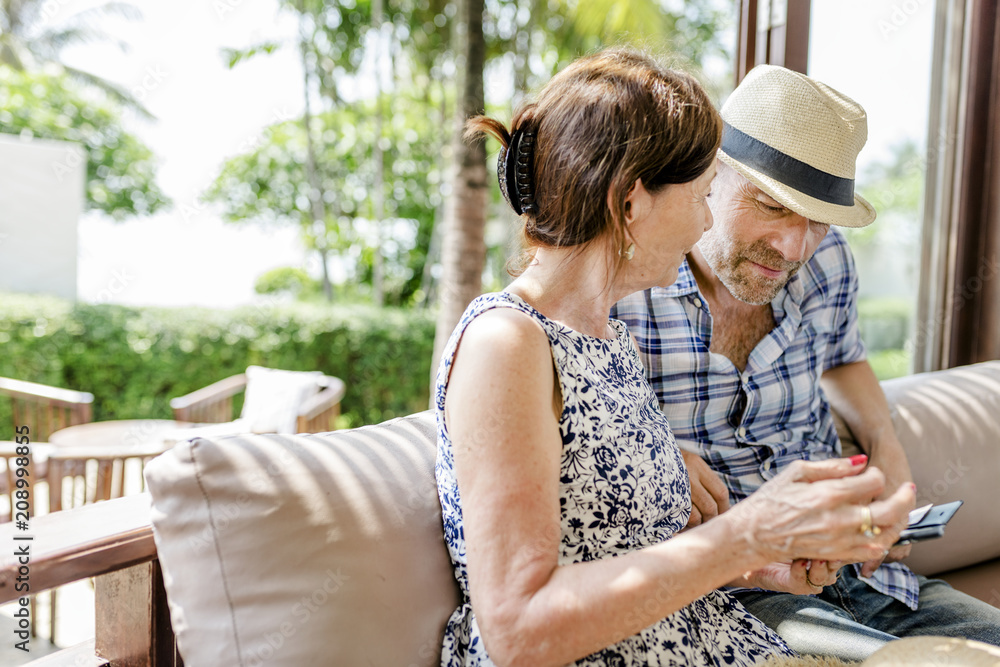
[
  {"x1": 240, "y1": 365, "x2": 323, "y2": 434},
  {"x1": 144, "y1": 411, "x2": 460, "y2": 667},
  {"x1": 836, "y1": 361, "x2": 1000, "y2": 577}
]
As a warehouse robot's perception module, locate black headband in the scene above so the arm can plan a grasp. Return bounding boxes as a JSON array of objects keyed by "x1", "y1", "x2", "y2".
[
  {"x1": 720, "y1": 122, "x2": 855, "y2": 206},
  {"x1": 498, "y1": 127, "x2": 537, "y2": 216}
]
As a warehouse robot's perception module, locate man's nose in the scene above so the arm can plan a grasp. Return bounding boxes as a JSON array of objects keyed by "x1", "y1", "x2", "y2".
[{"x1": 770, "y1": 215, "x2": 810, "y2": 263}]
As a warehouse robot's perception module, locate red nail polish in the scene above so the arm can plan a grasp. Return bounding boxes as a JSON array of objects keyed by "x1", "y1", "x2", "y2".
[
  {"x1": 849, "y1": 454, "x2": 868, "y2": 466},
  {"x1": 909, "y1": 483, "x2": 916, "y2": 492}
]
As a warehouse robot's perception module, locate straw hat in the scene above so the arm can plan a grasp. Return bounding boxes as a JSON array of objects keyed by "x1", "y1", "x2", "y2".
[
  {"x1": 719, "y1": 64, "x2": 876, "y2": 228},
  {"x1": 863, "y1": 637, "x2": 1000, "y2": 666},
  {"x1": 763, "y1": 637, "x2": 1000, "y2": 667}
]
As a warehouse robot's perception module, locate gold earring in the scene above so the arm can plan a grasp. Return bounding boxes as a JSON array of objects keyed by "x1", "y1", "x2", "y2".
[{"x1": 622, "y1": 243, "x2": 635, "y2": 261}]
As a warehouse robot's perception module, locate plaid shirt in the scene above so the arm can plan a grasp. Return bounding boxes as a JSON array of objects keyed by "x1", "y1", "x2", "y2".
[{"x1": 612, "y1": 227, "x2": 919, "y2": 610}]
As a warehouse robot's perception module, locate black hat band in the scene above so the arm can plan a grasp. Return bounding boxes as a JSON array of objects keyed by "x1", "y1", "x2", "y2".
[{"x1": 721, "y1": 122, "x2": 855, "y2": 206}]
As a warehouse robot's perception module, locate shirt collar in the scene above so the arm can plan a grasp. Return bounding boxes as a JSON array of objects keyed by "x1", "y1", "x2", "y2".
[{"x1": 655, "y1": 257, "x2": 699, "y2": 297}]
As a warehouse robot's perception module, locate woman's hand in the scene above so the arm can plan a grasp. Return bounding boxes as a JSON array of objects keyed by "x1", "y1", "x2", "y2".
[
  {"x1": 734, "y1": 560, "x2": 844, "y2": 595},
  {"x1": 680, "y1": 449, "x2": 730, "y2": 527},
  {"x1": 727, "y1": 457, "x2": 915, "y2": 566}
]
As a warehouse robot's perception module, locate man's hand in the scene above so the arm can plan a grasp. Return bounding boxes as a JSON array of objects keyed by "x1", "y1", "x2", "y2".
[
  {"x1": 735, "y1": 560, "x2": 844, "y2": 595},
  {"x1": 821, "y1": 360, "x2": 915, "y2": 578},
  {"x1": 858, "y1": 454, "x2": 912, "y2": 576},
  {"x1": 680, "y1": 449, "x2": 730, "y2": 527},
  {"x1": 860, "y1": 542, "x2": 910, "y2": 578},
  {"x1": 859, "y1": 434, "x2": 914, "y2": 576}
]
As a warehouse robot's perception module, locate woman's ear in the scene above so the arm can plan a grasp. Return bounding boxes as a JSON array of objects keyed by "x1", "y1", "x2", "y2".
[{"x1": 621, "y1": 178, "x2": 651, "y2": 226}]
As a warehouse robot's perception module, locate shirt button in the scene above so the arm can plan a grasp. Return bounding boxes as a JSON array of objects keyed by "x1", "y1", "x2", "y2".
[
  {"x1": 737, "y1": 426, "x2": 747, "y2": 438},
  {"x1": 693, "y1": 297, "x2": 703, "y2": 309},
  {"x1": 762, "y1": 460, "x2": 772, "y2": 471}
]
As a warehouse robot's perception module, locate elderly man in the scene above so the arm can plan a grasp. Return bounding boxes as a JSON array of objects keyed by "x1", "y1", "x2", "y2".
[{"x1": 613, "y1": 65, "x2": 1000, "y2": 660}]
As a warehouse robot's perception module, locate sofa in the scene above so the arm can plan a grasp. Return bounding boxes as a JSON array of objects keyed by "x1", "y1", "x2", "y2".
[
  {"x1": 141, "y1": 360, "x2": 1000, "y2": 666},
  {"x1": 5, "y1": 362, "x2": 999, "y2": 666}
]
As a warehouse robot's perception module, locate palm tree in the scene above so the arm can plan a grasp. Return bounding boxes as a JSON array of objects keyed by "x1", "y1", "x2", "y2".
[
  {"x1": 0, "y1": 0, "x2": 153, "y2": 118},
  {"x1": 431, "y1": 0, "x2": 488, "y2": 375}
]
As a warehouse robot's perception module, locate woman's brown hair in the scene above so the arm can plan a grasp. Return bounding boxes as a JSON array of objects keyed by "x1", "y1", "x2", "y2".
[{"x1": 467, "y1": 48, "x2": 722, "y2": 276}]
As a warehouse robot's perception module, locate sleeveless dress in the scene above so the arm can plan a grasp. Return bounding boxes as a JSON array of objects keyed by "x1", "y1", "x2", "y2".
[{"x1": 435, "y1": 291, "x2": 793, "y2": 666}]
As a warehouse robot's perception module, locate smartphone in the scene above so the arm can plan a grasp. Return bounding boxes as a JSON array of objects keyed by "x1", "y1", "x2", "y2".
[{"x1": 894, "y1": 500, "x2": 964, "y2": 546}]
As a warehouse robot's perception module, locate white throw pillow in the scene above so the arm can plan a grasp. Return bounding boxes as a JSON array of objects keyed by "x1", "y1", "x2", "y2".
[{"x1": 239, "y1": 365, "x2": 323, "y2": 434}]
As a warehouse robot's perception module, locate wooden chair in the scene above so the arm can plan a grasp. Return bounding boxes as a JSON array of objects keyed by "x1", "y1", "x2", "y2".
[
  {"x1": 0, "y1": 441, "x2": 42, "y2": 521},
  {"x1": 0, "y1": 441, "x2": 51, "y2": 644},
  {"x1": 0, "y1": 377, "x2": 94, "y2": 443},
  {"x1": 40, "y1": 441, "x2": 167, "y2": 647},
  {"x1": 169, "y1": 372, "x2": 346, "y2": 433},
  {"x1": 0, "y1": 378, "x2": 92, "y2": 644}
]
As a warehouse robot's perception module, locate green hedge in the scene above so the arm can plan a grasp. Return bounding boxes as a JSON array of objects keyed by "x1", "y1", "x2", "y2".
[
  {"x1": 858, "y1": 296, "x2": 912, "y2": 352},
  {"x1": 0, "y1": 292, "x2": 435, "y2": 436}
]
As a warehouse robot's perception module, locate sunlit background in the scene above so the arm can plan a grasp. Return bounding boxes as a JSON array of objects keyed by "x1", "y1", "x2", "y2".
[
  {"x1": 0, "y1": 0, "x2": 938, "y2": 657},
  {"x1": 4, "y1": 0, "x2": 930, "y2": 372}
]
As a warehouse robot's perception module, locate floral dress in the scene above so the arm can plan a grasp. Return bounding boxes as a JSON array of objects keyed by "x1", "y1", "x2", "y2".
[{"x1": 435, "y1": 292, "x2": 793, "y2": 666}]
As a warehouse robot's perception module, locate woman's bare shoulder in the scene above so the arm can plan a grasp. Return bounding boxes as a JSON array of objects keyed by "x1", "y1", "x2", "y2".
[{"x1": 457, "y1": 305, "x2": 551, "y2": 368}]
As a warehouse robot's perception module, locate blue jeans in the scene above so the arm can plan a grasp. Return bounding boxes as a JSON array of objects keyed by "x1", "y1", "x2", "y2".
[{"x1": 733, "y1": 567, "x2": 1000, "y2": 661}]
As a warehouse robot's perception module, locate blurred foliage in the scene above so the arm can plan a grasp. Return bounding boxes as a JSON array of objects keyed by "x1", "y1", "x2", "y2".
[
  {"x1": 0, "y1": 65, "x2": 170, "y2": 220},
  {"x1": 487, "y1": 0, "x2": 731, "y2": 86},
  {"x1": 857, "y1": 296, "x2": 911, "y2": 352},
  {"x1": 847, "y1": 143, "x2": 922, "y2": 372},
  {"x1": 255, "y1": 266, "x2": 321, "y2": 298},
  {"x1": 0, "y1": 0, "x2": 153, "y2": 117},
  {"x1": 208, "y1": 0, "x2": 732, "y2": 306},
  {"x1": 0, "y1": 292, "x2": 435, "y2": 434},
  {"x1": 851, "y1": 140, "x2": 925, "y2": 247},
  {"x1": 867, "y1": 348, "x2": 910, "y2": 382},
  {"x1": 203, "y1": 93, "x2": 442, "y2": 305}
]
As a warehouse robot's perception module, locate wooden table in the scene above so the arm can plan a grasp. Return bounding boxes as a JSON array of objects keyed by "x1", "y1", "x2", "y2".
[
  {"x1": 46, "y1": 420, "x2": 198, "y2": 509},
  {"x1": 48, "y1": 419, "x2": 197, "y2": 457}
]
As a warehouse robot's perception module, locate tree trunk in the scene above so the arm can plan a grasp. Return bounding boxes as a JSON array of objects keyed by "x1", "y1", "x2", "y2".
[
  {"x1": 297, "y1": 6, "x2": 333, "y2": 302},
  {"x1": 419, "y1": 80, "x2": 453, "y2": 308},
  {"x1": 430, "y1": 0, "x2": 488, "y2": 384},
  {"x1": 371, "y1": 0, "x2": 386, "y2": 306},
  {"x1": 316, "y1": 246, "x2": 332, "y2": 299}
]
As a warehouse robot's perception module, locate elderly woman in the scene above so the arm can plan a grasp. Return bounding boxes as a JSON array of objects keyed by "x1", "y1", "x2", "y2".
[{"x1": 434, "y1": 49, "x2": 914, "y2": 667}]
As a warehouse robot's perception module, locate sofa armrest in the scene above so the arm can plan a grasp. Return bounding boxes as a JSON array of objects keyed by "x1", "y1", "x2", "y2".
[
  {"x1": 0, "y1": 494, "x2": 156, "y2": 602},
  {"x1": 877, "y1": 362, "x2": 1000, "y2": 576},
  {"x1": 0, "y1": 495, "x2": 180, "y2": 666}
]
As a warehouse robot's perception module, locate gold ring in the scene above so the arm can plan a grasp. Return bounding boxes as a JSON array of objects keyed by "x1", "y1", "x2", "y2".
[
  {"x1": 804, "y1": 568, "x2": 823, "y2": 590},
  {"x1": 859, "y1": 505, "x2": 881, "y2": 538}
]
